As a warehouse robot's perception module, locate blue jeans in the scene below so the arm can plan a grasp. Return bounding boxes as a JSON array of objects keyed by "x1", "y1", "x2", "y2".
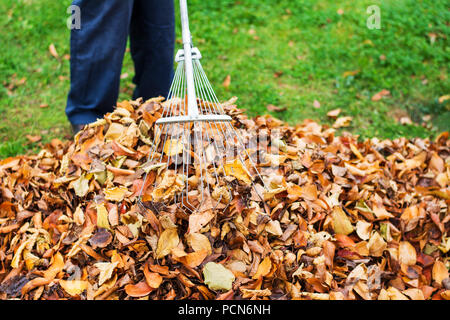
[{"x1": 66, "y1": 0, "x2": 175, "y2": 125}]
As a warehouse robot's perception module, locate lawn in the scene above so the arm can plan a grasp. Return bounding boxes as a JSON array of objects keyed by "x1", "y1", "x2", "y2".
[{"x1": 0, "y1": 0, "x2": 448, "y2": 158}]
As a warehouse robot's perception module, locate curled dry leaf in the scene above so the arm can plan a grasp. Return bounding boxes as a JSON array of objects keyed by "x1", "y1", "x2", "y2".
[
  {"x1": 125, "y1": 281, "x2": 153, "y2": 297},
  {"x1": 144, "y1": 269, "x2": 163, "y2": 289},
  {"x1": 356, "y1": 220, "x2": 372, "y2": 240}
]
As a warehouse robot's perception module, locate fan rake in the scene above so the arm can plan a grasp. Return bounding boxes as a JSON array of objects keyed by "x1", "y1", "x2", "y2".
[{"x1": 137, "y1": 0, "x2": 265, "y2": 215}]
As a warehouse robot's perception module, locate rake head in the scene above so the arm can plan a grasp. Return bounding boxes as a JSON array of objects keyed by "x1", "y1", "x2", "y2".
[{"x1": 136, "y1": 56, "x2": 264, "y2": 215}]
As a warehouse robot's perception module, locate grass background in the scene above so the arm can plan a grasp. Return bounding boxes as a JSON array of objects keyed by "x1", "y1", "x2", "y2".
[{"x1": 0, "y1": 0, "x2": 449, "y2": 158}]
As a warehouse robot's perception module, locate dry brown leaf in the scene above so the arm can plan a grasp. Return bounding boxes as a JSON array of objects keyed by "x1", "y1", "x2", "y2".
[{"x1": 156, "y1": 228, "x2": 179, "y2": 259}]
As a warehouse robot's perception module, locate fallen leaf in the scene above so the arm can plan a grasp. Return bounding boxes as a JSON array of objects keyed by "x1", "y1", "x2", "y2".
[
  {"x1": 398, "y1": 241, "x2": 417, "y2": 266},
  {"x1": 96, "y1": 203, "x2": 111, "y2": 230},
  {"x1": 223, "y1": 75, "x2": 231, "y2": 88},
  {"x1": 332, "y1": 207, "x2": 354, "y2": 235},
  {"x1": 313, "y1": 100, "x2": 321, "y2": 109},
  {"x1": 371, "y1": 89, "x2": 390, "y2": 101},
  {"x1": 25, "y1": 135, "x2": 41, "y2": 143},
  {"x1": 163, "y1": 139, "x2": 184, "y2": 156},
  {"x1": 438, "y1": 94, "x2": 450, "y2": 104},
  {"x1": 73, "y1": 174, "x2": 90, "y2": 197},
  {"x1": 49, "y1": 43, "x2": 59, "y2": 58},
  {"x1": 356, "y1": 220, "x2": 372, "y2": 240},
  {"x1": 224, "y1": 159, "x2": 252, "y2": 185},
  {"x1": 125, "y1": 281, "x2": 153, "y2": 297},
  {"x1": 95, "y1": 261, "x2": 118, "y2": 286},
  {"x1": 156, "y1": 228, "x2": 179, "y2": 259},
  {"x1": 432, "y1": 260, "x2": 449, "y2": 286},
  {"x1": 186, "y1": 233, "x2": 212, "y2": 255},
  {"x1": 144, "y1": 269, "x2": 163, "y2": 289},
  {"x1": 266, "y1": 104, "x2": 287, "y2": 112},
  {"x1": 59, "y1": 280, "x2": 89, "y2": 296},
  {"x1": 367, "y1": 232, "x2": 386, "y2": 257},
  {"x1": 252, "y1": 256, "x2": 272, "y2": 279},
  {"x1": 104, "y1": 186, "x2": 129, "y2": 202},
  {"x1": 203, "y1": 262, "x2": 235, "y2": 291},
  {"x1": 332, "y1": 116, "x2": 352, "y2": 128}
]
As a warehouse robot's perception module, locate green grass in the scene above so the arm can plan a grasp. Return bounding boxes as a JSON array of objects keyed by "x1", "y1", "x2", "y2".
[{"x1": 0, "y1": 0, "x2": 449, "y2": 158}]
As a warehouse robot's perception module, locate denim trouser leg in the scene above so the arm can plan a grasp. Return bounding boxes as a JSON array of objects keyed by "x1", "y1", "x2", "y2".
[
  {"x1": 66, "y1": 0, "x2": 175, "y2": 125},
  {"x1": 130, "y1": 0, "x2": 175, "y2": 101}
]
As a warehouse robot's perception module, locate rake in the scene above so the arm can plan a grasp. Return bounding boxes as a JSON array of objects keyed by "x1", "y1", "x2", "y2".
[{"x1": 137, "y1": 0, "x2": 265, "y2": 214}]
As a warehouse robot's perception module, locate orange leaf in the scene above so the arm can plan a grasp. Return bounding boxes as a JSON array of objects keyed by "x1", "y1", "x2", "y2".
[
  {"x1": 149, "y1": 264, "x2": 170, "y2": 275},
  {"x1": 371, "y1": 89, "x2": 390, "y2": 101},
  {"x1": 125, "y1": 281, "x2": 153, "y2": 297},
  {"x1": 223, "y1": 75, "x2": 231, "y2": 88},
  {"x1": 335, "y1": 234, "x2": 356, "y2": 248},
  {"x1": 181, "y1": 249, "x2": 208, "y2": 268},
  {"x1": 252, "y1": 256, "x2": 272, "y2": 279},
  {"x1": 144, "y1": 267, "x2": 163, "y2": 289},
  {"x1": 21, "y1": 277, "x2": 51, "y2": 295},
  {"x1": 43, "y1": 252, "x2": 64, "y2": 280}
]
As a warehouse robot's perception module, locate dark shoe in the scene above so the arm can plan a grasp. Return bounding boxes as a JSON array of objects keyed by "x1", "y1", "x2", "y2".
[{"x1": 71, "y1": 123, "x2": 86, "y2": 135}]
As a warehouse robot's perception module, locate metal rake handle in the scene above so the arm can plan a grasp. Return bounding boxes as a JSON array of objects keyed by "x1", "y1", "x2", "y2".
[{"x1": 179, "y1": 0, "x2": 199, "y2": 117}]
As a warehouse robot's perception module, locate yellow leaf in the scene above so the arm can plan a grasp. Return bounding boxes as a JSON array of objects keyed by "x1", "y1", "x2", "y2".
[
  {"x1": 355, "y1": 220, "x2": 372, "y2": 240},
  {"x1": 438, "y1": 94, "x2": 450, "y2": 104},
  {"x1": 252, "y1": 256, "x2": 272, "y2": 279},
  {"x1": 11, "y1": 239, "x2": 30, "y2": 269},
  {"x1": 342, "y1": 70, "x2": 359, "y2": 77},
  {"x1": 73, "y1": 205, "x2": 85, "y2": 226},
  {"x1": 386, "y1": 286, "x2": 409, "y2": 300},
  {"x1": 96, "y1": 203, "x2": 111, "y2": 230},
  {"x1": 349, "y1": 143, "x2": 364, "y2": 161},
  {"x1": 265, "y1": 220, "x2": 283, "y2": 237},
  {"x1": 332, "y1": 116, "x2": 352, "y2": 128},
  {"x1": 23, "y1": 249, "x2": 39, "y2": 270},
  {"x1": 104, "y1": 186, "x2": 129, "y2": 202},
  {"x1": 151, "y1": 170, "x2": 185, "y2": 202},
  {"x1": 224, "y1": 158, "x2": 252, "y2": 185},
  {"x1": 95, "y1": 261, "x2": 119, "y2": 286},
  {"x1": 180, "y1": 249, "x2": 208, "y2": 268},
  {"x1": 332, "y1": 207, "x2": 354, "y2": 235},
  {"x1": 186, "y1": 233, "x2": 212, "y2": 255},
  {"x1": 432, "y1": 260, "x2": 449, "y2": 285},
  {"x1": 203, "y1": 262, "x2": 235, "y2": 291},
  {"x1": 59, "y1": 280, "x2": 89, "y2": 296},
  {"x1": 223, "y1": 75, "x2": 231, "y2": 88},
  {"x1": 104, "y1": 123, "x2": 125, "y2": 141},
  {"x1": 156, "y1": 228, "x2": 179, "y2": 259},
  {"x1": 163, "y1": 139, "x2": 184, "y2": 156},
  {"x1": 402, "y1": 288, "x2": 425, "y2": 300},
  {"x1": 73, "y1": 174, "x2": 90, "y2": 197},
  {"x1": 367, "y1": 232, "x2": 386, "y2": 257},
  {"x1": 398, "y1": 241, "x2": 417, "y2": 266}
]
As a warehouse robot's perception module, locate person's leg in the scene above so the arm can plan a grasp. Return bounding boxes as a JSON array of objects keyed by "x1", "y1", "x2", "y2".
[
  {"x1": 66, "y1": 0, "x2": 134, "y2": 125},
  {"x1": 129, "y1": 0, "x2": 175, "y2": 101}
]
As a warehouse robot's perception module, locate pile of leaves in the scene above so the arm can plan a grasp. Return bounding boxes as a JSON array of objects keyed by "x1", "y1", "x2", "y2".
[{"x1": 0, "y1": 97, "x2": 448, "y2": 300}]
